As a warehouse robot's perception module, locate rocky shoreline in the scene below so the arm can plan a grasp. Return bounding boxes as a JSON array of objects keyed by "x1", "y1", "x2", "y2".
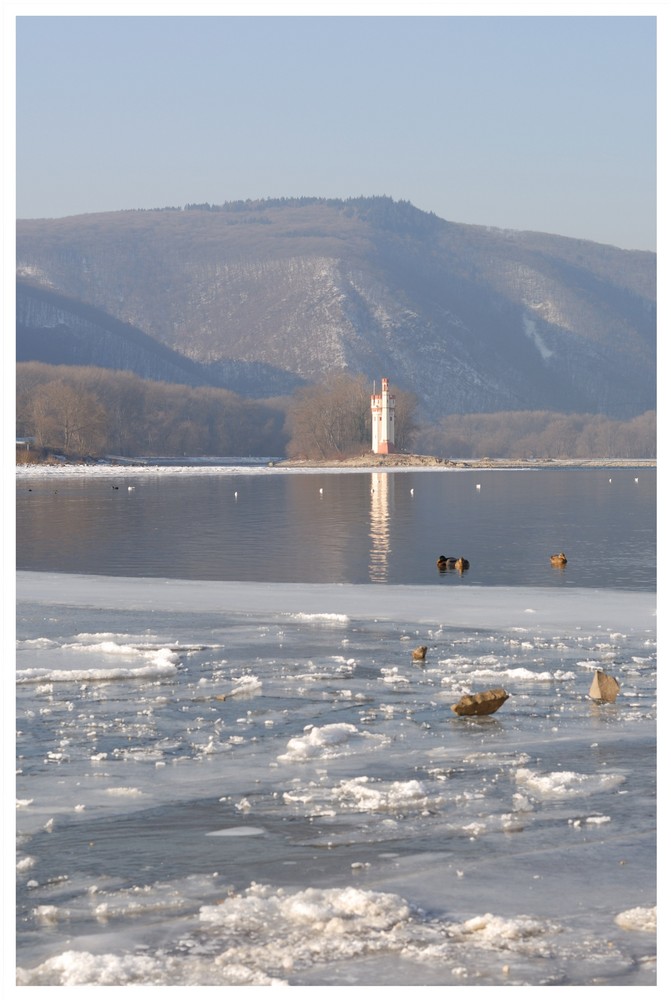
[{"x1": 276, "y1": 453, "x2": 656, "y2": 470}]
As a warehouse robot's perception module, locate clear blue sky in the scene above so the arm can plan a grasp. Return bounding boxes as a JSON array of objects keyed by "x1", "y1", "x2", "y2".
[{"x1": 12, "y1": 8, "x2": 660, "y2": 250}]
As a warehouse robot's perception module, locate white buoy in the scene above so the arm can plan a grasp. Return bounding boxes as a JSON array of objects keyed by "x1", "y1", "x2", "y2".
[{"x1": 476, "y1": 484, "x2": 481, "y2": 490}]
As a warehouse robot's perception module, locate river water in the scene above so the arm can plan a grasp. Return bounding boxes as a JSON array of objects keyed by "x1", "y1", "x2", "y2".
[
  {"x1": 16, "y1": 464, "x2": 656, "y2": 589},
  {"x1": 14, "y1": 463, "x2": 657, "y2": 988}
]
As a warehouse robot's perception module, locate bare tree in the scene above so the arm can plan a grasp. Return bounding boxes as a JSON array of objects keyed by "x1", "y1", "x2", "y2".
[
  {"x1": 287, "y1": 373, "x2": 371, "y2": 458},
  {"x1": 29, "y1": 380, "x2": 108, "y2": 454},
  {"x1": 392, "y1": 387, "x2": 419, "y2": 452}
]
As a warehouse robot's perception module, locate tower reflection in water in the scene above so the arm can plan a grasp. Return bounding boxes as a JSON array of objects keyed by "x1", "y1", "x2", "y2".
[{"x1": 369, "y1": 472, "x2": 393, "y2": 582}]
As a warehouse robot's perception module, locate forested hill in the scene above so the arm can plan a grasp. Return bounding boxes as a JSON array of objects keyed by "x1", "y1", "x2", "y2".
[
  {"x1": 16, "y1": 279, "x2": 306, "y2": 396},
  {"x1": 16, "y1": 196, "x2": 656, "y2": 421}
]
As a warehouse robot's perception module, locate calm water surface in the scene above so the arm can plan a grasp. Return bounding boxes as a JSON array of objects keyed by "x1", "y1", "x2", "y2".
[{"x1": 16, "y1": 467, "x2": 655, "y2": 590}]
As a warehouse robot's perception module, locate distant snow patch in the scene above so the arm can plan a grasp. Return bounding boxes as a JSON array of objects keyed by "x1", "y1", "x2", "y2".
[{"x1": 523, "y1": 316, "x2": 554, "y2": 361}]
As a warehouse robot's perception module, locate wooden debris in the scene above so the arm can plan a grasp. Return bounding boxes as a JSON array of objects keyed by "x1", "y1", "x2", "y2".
[
  {"x1": 451, "y1": 687, "x2": 509, "y2": 716},
  {"x1": 589, "y1": 669, "x2": 620, "y2": 703}
]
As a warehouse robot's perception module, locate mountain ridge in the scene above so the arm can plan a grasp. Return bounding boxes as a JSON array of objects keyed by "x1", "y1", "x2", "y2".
[{"x1": 16, "y1": 196, "x2": 655, "y2": 421}]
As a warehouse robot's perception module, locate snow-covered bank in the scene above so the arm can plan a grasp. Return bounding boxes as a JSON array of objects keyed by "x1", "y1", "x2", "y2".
[{"x1": 16, "y1": 456, "x2": 656, "y2": 479}]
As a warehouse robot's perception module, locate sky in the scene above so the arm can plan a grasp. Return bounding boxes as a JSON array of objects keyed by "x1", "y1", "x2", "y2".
[{"x1": 6, "y1": 3, "x2": 663, "y2": 251}]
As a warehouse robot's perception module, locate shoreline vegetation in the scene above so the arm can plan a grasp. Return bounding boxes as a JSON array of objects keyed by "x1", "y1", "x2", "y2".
[{"x1": 16, "y1": 367, "x2": 655, "y2": 469}]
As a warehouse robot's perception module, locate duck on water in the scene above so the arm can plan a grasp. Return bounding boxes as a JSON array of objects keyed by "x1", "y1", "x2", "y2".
[{"x1": 437, "y1": 556, "x2": 470, "y2": 573}]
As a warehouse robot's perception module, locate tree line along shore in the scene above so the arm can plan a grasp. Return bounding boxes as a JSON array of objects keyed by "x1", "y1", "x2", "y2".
[{"x1": 16, "y1": 363, "x2": 655, "y2": 465}]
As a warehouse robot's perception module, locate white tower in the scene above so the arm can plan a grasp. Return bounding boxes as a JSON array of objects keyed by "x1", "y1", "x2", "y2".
[{"x1": 371, "y1": 377, "x2": 395, "y2": 454}]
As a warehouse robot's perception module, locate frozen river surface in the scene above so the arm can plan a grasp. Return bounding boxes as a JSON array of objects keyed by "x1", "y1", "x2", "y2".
[{"x1": 15, "y1": 571, "x2": 657, "y2": 987}]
